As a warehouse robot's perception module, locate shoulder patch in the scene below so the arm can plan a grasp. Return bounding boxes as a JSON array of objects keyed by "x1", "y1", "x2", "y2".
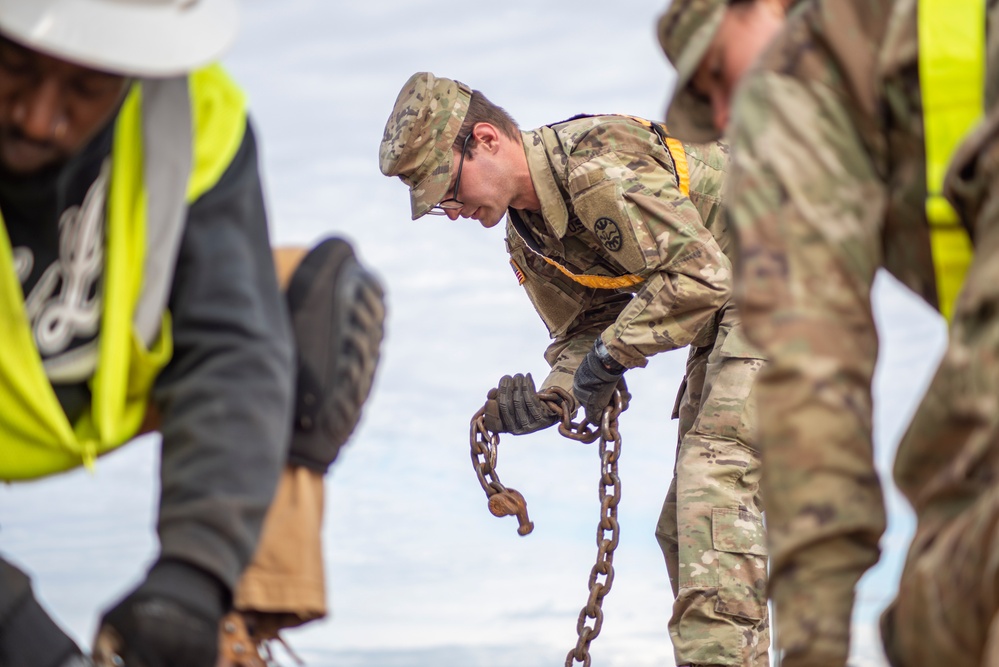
[
  {"x1": 510, "y1": 258, "x2": 526, "y2": 285},
  {"x1": 594, "y1": 218, "x2": 623, "y2": 251}
]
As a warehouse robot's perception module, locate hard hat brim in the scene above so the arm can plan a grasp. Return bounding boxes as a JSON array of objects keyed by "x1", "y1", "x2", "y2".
[{"x1": 0, "y1": 0, "x2": 239, "y2": 77}]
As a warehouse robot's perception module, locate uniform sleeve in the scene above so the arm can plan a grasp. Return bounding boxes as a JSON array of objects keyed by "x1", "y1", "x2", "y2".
[
  {"x1": 150, "y1": 120, "x2": 294, "y2": 593},
  {"x1": 569, "y1": 148, "x2": 732, "y2": 369},
  {"x1": 725, "y1": 5, "x2": 892, "y2": 661}
]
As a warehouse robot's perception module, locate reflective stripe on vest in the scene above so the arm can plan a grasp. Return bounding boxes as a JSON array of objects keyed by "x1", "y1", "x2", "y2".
[
  {"x1": 0, "y1": 64, "x2": 247, "y2": 481},
  {"x1": 517, "y1": 115, "x2": 691, "y2": 290},
  {"x1": 920, "y1": 0, "x2": 983, "y2": 321}
]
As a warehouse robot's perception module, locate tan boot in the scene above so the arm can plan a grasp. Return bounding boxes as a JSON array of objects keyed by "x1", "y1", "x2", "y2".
[
  {"x1": 217, "y1": 611, "x2": 306, "y2": 667},
  {"x1": 216, "y1": 612, "x2": 267, "y2": 667}
]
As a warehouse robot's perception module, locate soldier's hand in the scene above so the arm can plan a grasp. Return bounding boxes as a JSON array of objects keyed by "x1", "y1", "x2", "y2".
[
  {"x1": 573, "y1": 340, "x2": 626, "y2": 425},
  {"x1": 482, "y1": 373, "x2": 559, "y2": 435},
  {"x1": 95, "y1": 560, "x2": 226, "y2": 667}
]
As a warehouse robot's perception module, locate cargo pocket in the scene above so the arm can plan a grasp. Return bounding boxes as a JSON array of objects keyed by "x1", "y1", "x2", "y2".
[
  {"x1": 718, "y1": 321, "x2": 764, "y2": 361},
  {"x1": 711, "y1": 507, "x2": 768, "y2": 621}
]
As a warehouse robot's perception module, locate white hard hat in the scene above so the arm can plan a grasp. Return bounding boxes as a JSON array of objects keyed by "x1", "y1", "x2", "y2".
[{"x1": 0, "y1": 0, "x2": 239, "y2": 78}]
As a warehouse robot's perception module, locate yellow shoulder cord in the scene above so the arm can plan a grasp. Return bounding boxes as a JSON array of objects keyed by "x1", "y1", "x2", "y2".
[
  {"x1": 920, "y1": 0, "x2": 983, "y2": 321},
  {"x1": 663, "y1": 136, "x2": 691, "y2": 197}
]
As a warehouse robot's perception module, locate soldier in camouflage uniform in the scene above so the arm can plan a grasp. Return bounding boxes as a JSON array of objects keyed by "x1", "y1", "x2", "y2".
[
  {"x1": 890, "y1": 103, "x2": 999, "y2": 667},
  {"x1": 378, "y1": 71, "x2": 769, "y2": 667},
  {"x1": 658, "y1": 0, "x2": 999, "y2": 665}
]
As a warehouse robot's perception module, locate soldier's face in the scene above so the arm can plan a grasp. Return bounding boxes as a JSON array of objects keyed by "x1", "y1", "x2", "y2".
[
  {"x1": 0, "y1": 36, "x2": 129, "y2": 175},
  {"x1": 442, "y1": 128, "x2": 524, "y2": 229},
  {"x1": 691, "y1": 0, "x2": 785, "y2": 132}
]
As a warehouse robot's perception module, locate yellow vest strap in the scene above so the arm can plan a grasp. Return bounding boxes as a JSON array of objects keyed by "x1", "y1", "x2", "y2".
[
  {"x1": 663, "y1": 136, "x2": 690, "y2": 197},
  {"x1": 0, "y1": 65, "x2": 247, "y2": 481},
  {"x1": 540, "y1": 255, "x2": 644, "y2": 289},
  {"x1": 617, "y1": 115, "x2": 691, "y2": 197},
  {"x1": 920, "y1": 0, "x2": 983, "y2": 321}
]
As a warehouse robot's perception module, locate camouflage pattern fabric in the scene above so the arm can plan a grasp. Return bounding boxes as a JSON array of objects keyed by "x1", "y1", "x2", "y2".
[
  {"x1": 379, "y1": 72, "x2": 472, "y2": 219},
  {"x1": 506, "y1": 115, "x2": 768, "y2": 666},
  {"x1": 657, "y1": 305, "x2": 768, "y2": 667},
  {"x1": 723, "y1": 0, "x2": 999, "y2": 664},
  {"x1": 878, "y1": 102, "x2": 999, "y2": 667},
  {"x1": 507, "y1": 117, "x2": 732, "y2": 389},
  {"x1": 656, "y1": 0, "x2": 728, "y2": 143}
]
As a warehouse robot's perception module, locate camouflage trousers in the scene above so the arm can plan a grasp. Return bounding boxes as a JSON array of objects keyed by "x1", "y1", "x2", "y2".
[
  {"x1": 655, "y1": 306, "x2": 769, "y2": 667},
  {"x1": 879, "y1": 189, "x2": 999, "y2": 667}
]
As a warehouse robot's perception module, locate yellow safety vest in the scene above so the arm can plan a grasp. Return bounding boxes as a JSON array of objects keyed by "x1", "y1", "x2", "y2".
[
  {"x1": 0, "y1": 64, "x2": 247, "y2": 480},
  {"x1": 920, "y1": 0, "x2": 984, "y2": 321}
]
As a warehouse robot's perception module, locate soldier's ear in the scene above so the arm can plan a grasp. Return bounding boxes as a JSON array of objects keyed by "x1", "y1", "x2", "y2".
[{"x1": 472, "y1": 122, "x2": 502, "y2": 154}]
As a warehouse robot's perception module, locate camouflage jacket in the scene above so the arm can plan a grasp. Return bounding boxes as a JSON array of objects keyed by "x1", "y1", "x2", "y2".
[
  {"x1": 505, "y1": 115, "x2": 732, "y2": 396},
  {"x1": 726, "y1": 0, "x2": 999, "y2": 660}
]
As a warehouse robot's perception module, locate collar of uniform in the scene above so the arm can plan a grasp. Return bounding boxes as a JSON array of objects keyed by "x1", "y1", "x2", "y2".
[{"x1": 521, "y1": 128, "x2": 569, "y2": 238}]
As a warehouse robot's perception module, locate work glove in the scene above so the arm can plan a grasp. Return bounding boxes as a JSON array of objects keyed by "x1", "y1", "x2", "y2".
[
  {"x1": 94, "y1": 560, "x2": 227, "y2": 667},
  {"x1": 0, "y1": 559, "x2": 86, "y2": 667},
  {"x1": 482, "y1": 373, "x2": 560, "y2": 435},
  {"x1": 573, "y1": 339, "x2": 627, "y2": 425}
]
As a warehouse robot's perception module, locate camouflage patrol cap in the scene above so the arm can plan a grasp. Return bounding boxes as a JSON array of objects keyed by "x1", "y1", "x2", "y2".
[
  {"x1": 657, "y1": 0, "x2": 727, "y2": 142},
  {"x1": 379, "y1": 72, "x2": 472, "y2": 220}
]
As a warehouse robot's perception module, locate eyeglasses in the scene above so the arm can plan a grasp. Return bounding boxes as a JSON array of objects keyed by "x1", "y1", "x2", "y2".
[{"x1": 427, "y1": 133, "x2": 472, "y2": 215}]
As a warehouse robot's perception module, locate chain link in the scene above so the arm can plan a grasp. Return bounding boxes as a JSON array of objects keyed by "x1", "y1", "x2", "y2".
[
  {"x1": 565, "y1": 390, "x2": 624, "y2": 667},
  {"x1": 469, "y1": 406, "x2": 536, "y2": 535},
  {"x1": 468, "y1": 386, "x2": 626, "y2": 666}
]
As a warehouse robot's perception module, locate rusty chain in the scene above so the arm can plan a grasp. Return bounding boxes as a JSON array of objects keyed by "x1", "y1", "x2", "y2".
[
  {"x1": 468, "y1": 386, "x2": 626, "y2": 666},
  {"x1": 565, "y1": 390, "x2": 624, "y2": 667}
]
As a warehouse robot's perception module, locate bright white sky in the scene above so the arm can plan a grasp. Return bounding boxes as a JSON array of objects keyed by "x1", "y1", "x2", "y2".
[{"x1": 0, "y1": 2, "x2": 948, "y2": 666}]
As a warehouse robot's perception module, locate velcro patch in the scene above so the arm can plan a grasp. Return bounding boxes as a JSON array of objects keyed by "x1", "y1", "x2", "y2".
[{"x1": 573, "y1": 181, "x2": 644, "y2": 273}]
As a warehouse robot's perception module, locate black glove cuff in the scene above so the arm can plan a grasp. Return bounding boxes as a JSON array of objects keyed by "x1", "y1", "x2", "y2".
[
  {"x1": 139, "y1": 560, "x2": 229, "y2": 624},
  {"x1": 592, "y1": 339, "x2": 626, "y2": 375},
  {"x1": 0, "y1": 592, "x2": 79, "y2": 667}
]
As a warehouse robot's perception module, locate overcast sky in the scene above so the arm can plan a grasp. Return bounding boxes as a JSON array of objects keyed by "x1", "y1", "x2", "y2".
[{"x1": 0, "y1": 2, "x2": 948, "y2": 666}]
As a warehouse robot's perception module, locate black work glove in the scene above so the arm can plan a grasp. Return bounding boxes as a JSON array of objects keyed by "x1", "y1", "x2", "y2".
[
  {"x1": 482, "y1": 373, "x2": 559, "y2": 435},
  {"x1": 572, "y1": 339, "x2": 627, "y2": 425},
  {"x1": 95, "y1": 560, "x2": 227, "y2": 667},
  {"x1": 0, "y1": 558, "x2": 83, "y2": 667}
]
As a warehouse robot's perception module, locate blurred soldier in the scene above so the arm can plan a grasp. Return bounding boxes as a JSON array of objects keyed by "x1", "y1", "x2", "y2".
[
  {"x1": 893, "y1": 103, "x2": 999, "y2": 667},
  {"x1": 656, "y1": 0, "x2": 791, "y2": 144},
  {"x1": 658, "y1": 0, "x2": 997, "y2": 664},
  {"x1": 0, "y1": 1, "x2": 384, "y2": 666},
  {"x1": 379, "y1": 71, "x2": 769, "y2": 667}
]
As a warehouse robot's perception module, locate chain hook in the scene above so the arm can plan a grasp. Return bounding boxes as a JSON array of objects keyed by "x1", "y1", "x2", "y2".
[{"x1": 469, "y1": 387, "x2": 627, "y2": 666}]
